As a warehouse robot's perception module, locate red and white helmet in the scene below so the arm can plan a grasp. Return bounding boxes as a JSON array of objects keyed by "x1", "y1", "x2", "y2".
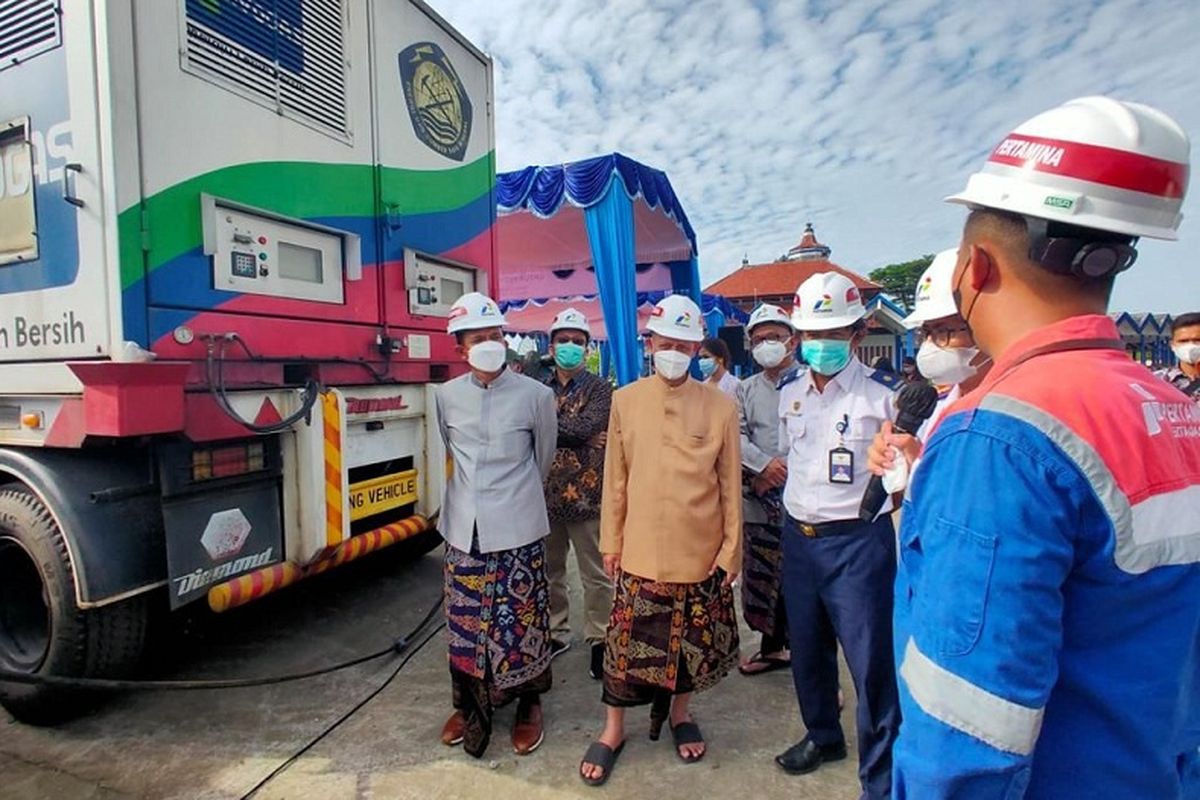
[
  {"x1": 947, "y1": 96, "x2": 1189, "y2": 240},
  {"x1": 791, "y1": 272, "x2": 867, "y2": 331}
]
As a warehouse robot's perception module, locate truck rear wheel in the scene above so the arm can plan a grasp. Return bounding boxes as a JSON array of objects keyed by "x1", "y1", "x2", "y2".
[{"x1": 0, "y1": 487, "x2": 150, "y2": 725}]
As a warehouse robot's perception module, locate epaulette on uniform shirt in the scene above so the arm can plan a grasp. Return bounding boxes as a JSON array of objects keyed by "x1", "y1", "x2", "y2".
[
  {"x1": 869, "y1": 370, "x2": 902, "y2": 391},
  {"x1": 777, "y1": 366, "x2": 807, "y2": 391}
]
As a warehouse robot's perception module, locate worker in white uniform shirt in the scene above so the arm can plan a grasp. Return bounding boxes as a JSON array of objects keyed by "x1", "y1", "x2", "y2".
[
  {"x1": 773, "y1": 272, "x2": 901, "y2": 800},
  {"x1": 868, "y1": 250, "x2": 993, "y2": 479}
]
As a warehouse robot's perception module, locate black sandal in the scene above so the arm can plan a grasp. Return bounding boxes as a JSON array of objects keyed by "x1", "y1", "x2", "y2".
[
  {"x1": 670, "y1": 719, "x2": 706, "y2": 763},
  {"x1": 580, "y1": 740, "x2": 627, "y2": 787}
]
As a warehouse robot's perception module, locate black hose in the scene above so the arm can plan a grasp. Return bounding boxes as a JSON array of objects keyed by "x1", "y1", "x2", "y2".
[
  {"x1": 224, "y1": 330, "x2": 392, "y2": 383},
  {"x1": 0, "y1": 598, "x2": 443, "y2": 691},
  {"x1": 240, "y1": 620, "x2": 445, "y2": 799},
  {"x1": 204, "y1": 335, "x2": 322, "y2": 435}
]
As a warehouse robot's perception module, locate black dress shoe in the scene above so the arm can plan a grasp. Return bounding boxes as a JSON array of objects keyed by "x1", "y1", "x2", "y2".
[{"x1": 775, "y1": 737, "x2": 848, "y2": 775}]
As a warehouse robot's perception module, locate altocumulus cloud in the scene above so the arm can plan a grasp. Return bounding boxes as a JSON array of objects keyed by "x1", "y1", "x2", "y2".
[{"x1": 429, "y1": 0, "x2": 1200, "y2": 313}]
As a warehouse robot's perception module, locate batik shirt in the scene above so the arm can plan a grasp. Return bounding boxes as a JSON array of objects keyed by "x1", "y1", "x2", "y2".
[
  {"x1": 543, "y1": 370, "x2": 613, "y2": 522},
  {"x1": 1156, "y1": 366, "x2": 1200, "y2": 402}
]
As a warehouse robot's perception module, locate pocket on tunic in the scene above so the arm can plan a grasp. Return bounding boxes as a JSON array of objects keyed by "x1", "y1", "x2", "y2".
[
  {"x1": 915, "y1": 517, "x2": 997, "y2": 658},
  {"x1": 784, "y1": 414, "x2": 806, "y2": 438}
]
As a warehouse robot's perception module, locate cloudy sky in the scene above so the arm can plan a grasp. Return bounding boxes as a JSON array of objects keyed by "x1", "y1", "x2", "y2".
[{"x1": 431, "y1": 0, "x2": 1200, "y2": 313}]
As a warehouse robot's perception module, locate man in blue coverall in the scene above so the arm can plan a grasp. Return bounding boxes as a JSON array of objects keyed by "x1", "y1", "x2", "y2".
[{"x1": 884, "y1": 97, "x2": 1200, "y2": 799}]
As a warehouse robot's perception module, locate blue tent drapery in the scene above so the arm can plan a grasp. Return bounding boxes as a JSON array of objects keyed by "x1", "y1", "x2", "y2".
[
  {"x1": 498, "y1": 153, "x2": 699, "y2": 386},
  {"x1": 498, "y1": 154, "x2": 697, "y2": 245},
  {"x1": 583, "y1": 182, "x2": 642, "y2": 385}
]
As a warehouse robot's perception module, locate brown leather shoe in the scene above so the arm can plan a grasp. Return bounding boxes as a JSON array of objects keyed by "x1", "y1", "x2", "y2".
[
  {"x1": 511, "y1": 700, "x2": 545, "y2": 755},
  {"x1": 441, "y1": 711, "x2": 465, "y2": 746}
]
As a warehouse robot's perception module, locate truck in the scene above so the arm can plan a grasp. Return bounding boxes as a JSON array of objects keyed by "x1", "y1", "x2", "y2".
[{"x1": 0, "y1": 0, "x2": 496, "y2": 723}]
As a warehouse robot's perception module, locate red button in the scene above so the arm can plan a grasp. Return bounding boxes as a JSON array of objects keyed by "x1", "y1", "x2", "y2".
[{"x1": 258, "y1": 236, "x2": 267, "y2": 245}]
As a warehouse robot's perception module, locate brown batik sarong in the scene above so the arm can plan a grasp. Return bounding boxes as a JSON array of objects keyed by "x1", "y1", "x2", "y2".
[{"x1": 602, "y1": 569, "x2": 739, "y2": 707}]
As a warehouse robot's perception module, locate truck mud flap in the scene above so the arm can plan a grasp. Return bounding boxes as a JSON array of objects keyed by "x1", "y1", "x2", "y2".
[{"x1": 162, "y1": 480, "x2": 283, "y2": 609}]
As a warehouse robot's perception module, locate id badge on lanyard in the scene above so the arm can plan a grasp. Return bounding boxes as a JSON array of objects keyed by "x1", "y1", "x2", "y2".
[{"x1": 829, "y1": 413, "x2": 854, "y2": 484}]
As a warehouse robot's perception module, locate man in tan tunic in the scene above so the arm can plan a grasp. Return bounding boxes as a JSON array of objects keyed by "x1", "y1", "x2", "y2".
[{"x1": 579, "y1": 294, "x2": 742, "y2": 786}]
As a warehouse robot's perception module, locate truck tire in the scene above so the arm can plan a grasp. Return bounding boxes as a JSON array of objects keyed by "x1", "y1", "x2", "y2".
[{"x1": 0, "y1": 487, "x2": 150, "y2": 725}]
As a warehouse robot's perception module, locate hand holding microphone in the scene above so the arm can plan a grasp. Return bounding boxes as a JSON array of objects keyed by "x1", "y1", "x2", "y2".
[{"x1": 859, "y1": 382, "x2": 939, "y2": 522}]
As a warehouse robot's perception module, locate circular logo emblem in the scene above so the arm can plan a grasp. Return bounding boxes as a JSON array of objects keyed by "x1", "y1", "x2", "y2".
[{"x1": 398, "y1": 42, "x2": 473, "y2": 162}]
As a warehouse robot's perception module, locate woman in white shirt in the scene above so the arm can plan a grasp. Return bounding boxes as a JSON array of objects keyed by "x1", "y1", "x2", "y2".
[{"x1": 699, "y1": 337, "x2": 741, "y2": 396}]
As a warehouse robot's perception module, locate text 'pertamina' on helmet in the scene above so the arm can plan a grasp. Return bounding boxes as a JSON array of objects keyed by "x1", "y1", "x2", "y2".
[{"x1": 947, "y1": 96, "x2": 1190, "y2": 241}]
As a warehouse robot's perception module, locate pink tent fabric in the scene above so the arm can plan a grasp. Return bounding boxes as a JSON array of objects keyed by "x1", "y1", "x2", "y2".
[
  {"x1": 501, "y1": 296, "x2": 657, "y2": 340},
  {"x1": 497, "y1": 197, "x2": 689, "y2": 301},
  {"x1": 499, "y1": 261, "x2": 673, "y2": 302}
]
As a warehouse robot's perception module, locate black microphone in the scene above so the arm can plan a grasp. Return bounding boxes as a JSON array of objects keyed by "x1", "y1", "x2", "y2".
[{"x1": 858, "y1": 381, "x2": 940, "y2": 522}]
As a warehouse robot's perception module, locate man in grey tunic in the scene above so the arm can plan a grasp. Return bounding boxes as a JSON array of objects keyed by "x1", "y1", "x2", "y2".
[
  {"x1": 434, "y1": 292, "x2": 558, "y2": 758},
  {"x1": 736, "y1": 304, "x2": 801, "y2": 675}
]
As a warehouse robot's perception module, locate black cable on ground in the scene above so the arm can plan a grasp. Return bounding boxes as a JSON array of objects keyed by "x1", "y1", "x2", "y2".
[
  {"x1": 240, "y1": 618, "x2": 446, "y2": 800},
  {"x1": 0, "y1": 599, "x2": 443, "y2": 691}
]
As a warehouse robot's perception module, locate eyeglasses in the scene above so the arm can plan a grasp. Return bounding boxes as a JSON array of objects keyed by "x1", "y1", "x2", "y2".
[
  {"x1": 749, "y1": 333, "x2": 790, "y2": 347},
  {"x1": 916, "y1": 326, "x2": 972, "y2": 348}
]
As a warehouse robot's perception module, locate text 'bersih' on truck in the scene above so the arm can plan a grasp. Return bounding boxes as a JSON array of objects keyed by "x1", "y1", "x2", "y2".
[{"x1": 0, "y1": 0, "x2": 495, "y2": 724}]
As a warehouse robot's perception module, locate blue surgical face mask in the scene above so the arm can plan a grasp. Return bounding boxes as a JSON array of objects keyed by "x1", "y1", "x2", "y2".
[
  {"x1": 553, "y1": 342, "x2": 586, "y2": 370},
  {"x1": 698, "y1": 356, "x2": 717, "y2": 378},
  {"x1": 801, "y1": 339, "x2": 852, "y2": 376}
]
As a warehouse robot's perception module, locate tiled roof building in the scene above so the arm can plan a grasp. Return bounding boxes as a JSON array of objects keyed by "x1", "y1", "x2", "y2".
[{"x1": 704, "y1": 223, "x2": 880, "y2": 311}]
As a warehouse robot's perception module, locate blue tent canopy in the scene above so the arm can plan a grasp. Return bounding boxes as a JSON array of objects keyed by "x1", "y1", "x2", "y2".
[{"x1": 497, "y1": 153, "x2": 701, "y2": 386}]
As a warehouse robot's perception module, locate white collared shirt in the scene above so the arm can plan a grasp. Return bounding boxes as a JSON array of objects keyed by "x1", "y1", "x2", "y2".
[{"x1": 778, "y1": 358, "x2": 899, "y2": 523}]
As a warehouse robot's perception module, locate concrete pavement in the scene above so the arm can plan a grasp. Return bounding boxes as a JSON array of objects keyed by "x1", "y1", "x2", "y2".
[{"x1": 1, "y1": 548, "x2": 865, "y2": 799}]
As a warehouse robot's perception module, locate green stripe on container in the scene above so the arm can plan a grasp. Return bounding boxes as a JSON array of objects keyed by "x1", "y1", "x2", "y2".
[{"x1": 119, "y1": 153, "x2": 494, "y2": 289}]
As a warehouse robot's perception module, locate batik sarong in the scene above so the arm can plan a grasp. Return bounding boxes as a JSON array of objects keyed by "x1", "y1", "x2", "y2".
[
  {"x1": 741, "y1": 486, "x2": 788, "y2": 644},
  {"x1": 602, "y1": 569, "x2": 739, "y2": 707},
  {"x1": 444, "y1": 539, "x2": 552, "y2": 755}
]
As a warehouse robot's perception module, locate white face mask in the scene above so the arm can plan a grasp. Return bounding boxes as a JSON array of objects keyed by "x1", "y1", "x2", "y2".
[
  {"x1": 752, "y1": 340, "x2": 788, "y2": 369},
  {"x1": 467, "y1": 340, "x2": 507, "y2": 373},
  {"x1": 1173, "y1": 342, "x2": 1200, "y2": 365},
  {"x1": 916, "y1": 338, "x2": 980, "y2": 386},
  {"x1": 653, "y1": 349, "x2": 692, "y2": 380}
]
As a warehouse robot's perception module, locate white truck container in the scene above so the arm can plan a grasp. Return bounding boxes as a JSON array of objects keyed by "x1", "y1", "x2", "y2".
[{"x1": 0, "y1": 0, "x2": 496, "y2": 723}]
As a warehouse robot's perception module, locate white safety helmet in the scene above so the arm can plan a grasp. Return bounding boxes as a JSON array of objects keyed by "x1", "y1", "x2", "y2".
[
  {"x1": 645, "y1": 294, "x2": 705, "y2": 342},
  {"x1": 746, "y1": 303, "x2": 794, "y2": 335},
  {"x1": 446, "y1": 292, "x2": 506, "y2": 334},
  {"x1": 947, "y1": 96, "x2": 1190, "y2": 241},
  {"x1": 549, "y1": 307, "x2": 592, "y2": 337},
  {"x1": 902, "y1": 249, "x2": 960, "y2": 329},
  {"x1": 791, "y1": 272, "x2": 867, "y2": 331}
]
